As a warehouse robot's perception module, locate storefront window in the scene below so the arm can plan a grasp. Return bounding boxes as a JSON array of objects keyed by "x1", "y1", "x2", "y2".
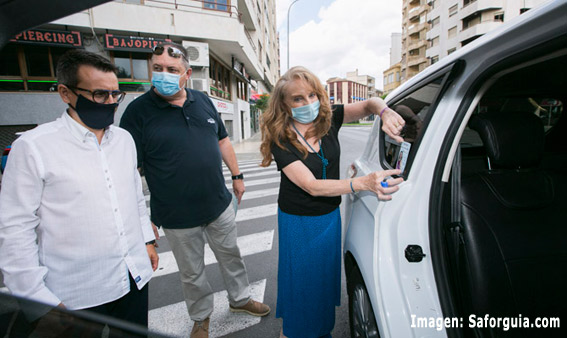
[
  {"x1": 111, "y1": 51, "x2": 151, "y2": 92},
  {"x1": 0, "y1": 43, "x2": 72, "y2": 92}
]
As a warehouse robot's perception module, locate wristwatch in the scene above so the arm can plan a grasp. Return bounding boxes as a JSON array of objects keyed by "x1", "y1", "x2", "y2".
[
  {"x1": 231, "y1": 173, "x2": 244, "y2": 180},
  {"x1": 145, "y1": 240, "x2": 156, "y2": 246}
]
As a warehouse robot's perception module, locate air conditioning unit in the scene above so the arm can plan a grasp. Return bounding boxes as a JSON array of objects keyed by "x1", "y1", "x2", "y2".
[
  {"x1": 191, "y1": 78, "x2": 209, "y2": 94},
  {"x1": 182, "y1": 41, "x2": 210, "y2": 67}
]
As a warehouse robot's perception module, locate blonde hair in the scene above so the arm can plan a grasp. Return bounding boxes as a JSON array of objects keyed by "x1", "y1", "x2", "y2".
[{"x1": 260, "y1": 66, "x2": 332, "y2": 167}]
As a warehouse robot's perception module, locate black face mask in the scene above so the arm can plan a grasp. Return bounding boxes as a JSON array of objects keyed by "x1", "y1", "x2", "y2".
[{"x1": 69, "y1": 94, "x2": 118, "y2": 130}]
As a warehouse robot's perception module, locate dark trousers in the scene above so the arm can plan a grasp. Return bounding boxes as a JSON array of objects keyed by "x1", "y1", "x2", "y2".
[
  {"x1": 83, "y1": 273, "x2": 149, "y2": 336},
  {"x1": 4, "y1": 274, "x2": 149, "y2": 338}
]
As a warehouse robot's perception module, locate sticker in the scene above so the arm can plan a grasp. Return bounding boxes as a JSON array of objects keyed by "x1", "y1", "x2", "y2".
[{"x1": 396, "y1": 141, "x2": 411, "y2": 171}]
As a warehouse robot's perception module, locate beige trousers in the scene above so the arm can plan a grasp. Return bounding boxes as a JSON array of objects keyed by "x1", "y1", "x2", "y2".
[{"x1": 163, "y1": 203, "x2": 251, "y2": 321}]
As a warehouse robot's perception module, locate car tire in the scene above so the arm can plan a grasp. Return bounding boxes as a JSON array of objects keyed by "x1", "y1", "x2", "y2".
[{"x1": 347, "y1": 265, "x2": 381, "y2": 338}]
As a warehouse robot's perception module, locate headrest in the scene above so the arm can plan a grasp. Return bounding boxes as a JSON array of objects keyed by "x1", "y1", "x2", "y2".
[{"x1": 468, "y1": 112, "x2": 544, "y2": 169}]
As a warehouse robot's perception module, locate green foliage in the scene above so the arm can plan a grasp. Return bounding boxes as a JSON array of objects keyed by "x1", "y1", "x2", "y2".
[{"x1": 255, "y1": 94, "x2": 270, "y2": 112}]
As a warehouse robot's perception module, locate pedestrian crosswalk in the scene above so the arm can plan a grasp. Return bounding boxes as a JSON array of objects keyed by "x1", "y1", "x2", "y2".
[{"x1": 147, "y1": 159, "x2": 280, "y2": 338}]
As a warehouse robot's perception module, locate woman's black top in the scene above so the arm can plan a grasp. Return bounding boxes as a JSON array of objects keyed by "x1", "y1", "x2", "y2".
[{"x1": 271, "y1": 105, "x2": 344, "y2": 216}]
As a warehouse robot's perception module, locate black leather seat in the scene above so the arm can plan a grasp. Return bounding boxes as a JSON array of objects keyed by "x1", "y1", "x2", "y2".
[{"x1": 458, "y1": 112, "x2": 566, "y2": 337}]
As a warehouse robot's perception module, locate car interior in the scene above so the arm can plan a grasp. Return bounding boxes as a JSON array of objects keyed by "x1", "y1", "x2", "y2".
[{"x1": 443, "y1": 51, "x2": 566, "y2": 337}]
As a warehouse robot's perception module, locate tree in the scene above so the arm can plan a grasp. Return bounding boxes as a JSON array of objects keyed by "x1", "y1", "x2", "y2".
[{"x1": 255, "y1": 94, "x2": 270, "y2": 112}]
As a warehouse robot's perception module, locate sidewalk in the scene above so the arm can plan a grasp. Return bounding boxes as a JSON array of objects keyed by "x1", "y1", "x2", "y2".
[{"x1": 232, "y1": 131, "x2": 262, "y2": 161}]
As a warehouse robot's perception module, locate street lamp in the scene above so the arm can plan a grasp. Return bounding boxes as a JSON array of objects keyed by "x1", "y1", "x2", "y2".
[{"x1": 287, "y1": 0, "x2": 301, "y2": 70}]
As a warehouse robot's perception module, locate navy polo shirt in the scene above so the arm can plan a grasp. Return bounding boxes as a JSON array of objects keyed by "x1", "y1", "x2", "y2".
[{"x1": 120, "y1": 88, "x2": 231, "y2": 228}]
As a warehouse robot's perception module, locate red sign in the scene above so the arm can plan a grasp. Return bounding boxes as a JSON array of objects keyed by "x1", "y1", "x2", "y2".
[
  {"x1": 11, "y1": 29, "x2": 82, "y2": 47},
  {"x1": 105, "y1": 34, "x2": 171, "y2": 52}
]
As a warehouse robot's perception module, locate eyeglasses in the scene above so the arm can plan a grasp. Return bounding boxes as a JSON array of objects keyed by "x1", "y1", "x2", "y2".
[
  {"x1": 152, "y1": 45, "x2": 188, "y2": 62},
  {"x1": 69, "y1": 86, "x2": 126, "y2": 104}
]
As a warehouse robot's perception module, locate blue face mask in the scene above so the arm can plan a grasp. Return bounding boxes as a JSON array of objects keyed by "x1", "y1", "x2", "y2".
[
  {"x1": 152, "y1": 71, "x2": 182, "y2": 96},
  {"x1": 291, "y1": 100, "x2": 320, "y2": 124}
]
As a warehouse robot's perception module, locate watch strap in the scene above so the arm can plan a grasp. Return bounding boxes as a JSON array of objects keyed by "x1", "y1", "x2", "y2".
[{"x1": 231, "y1": 173, "x2": 244, "y2": 180}]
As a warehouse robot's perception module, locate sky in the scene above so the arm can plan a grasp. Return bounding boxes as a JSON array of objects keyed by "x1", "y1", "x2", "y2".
[{"x1": 275, "y1": 0, "x2": 402, "y2": 90}]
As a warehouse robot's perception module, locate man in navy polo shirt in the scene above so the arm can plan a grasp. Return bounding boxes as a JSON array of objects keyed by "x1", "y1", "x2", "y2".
[{"x1": 120, "y1": 42, "x2": 270, "y2": 338}]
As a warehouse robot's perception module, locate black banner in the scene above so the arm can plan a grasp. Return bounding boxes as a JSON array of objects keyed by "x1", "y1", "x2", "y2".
[
  {"x1": 11, "y1": 29, "x2": 82, "y2": 47},
  {"x1": 105, "y1": 34, "x2": 171, "y2": 52}
]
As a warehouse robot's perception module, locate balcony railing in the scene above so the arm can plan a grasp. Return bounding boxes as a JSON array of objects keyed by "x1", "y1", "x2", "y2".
[{"x1": 119, "y1": 0, "x2": 243, "y2": 22}]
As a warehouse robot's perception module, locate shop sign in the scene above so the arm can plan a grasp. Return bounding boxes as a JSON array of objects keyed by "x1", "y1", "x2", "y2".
[
  {"x1": 209, "y1": 97, "x2": 234, "y2": 114},
  {"x1": 11, "y1": 29, "x2": 82, "y2": 47},
  {"x1": 104, "y1": 34, "x2": 171, "y2": 52}
]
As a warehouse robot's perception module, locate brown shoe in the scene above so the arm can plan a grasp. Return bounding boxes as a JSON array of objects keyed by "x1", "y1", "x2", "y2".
[
  {"x1": 229, "y1": 299, "x2": 271, "y2": 317},
  {"x1": 190, "y1": 318, "x2": 209, "y2": 338}
]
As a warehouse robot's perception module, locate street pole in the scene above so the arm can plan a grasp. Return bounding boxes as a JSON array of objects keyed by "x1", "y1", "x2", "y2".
[{"x1": 287, "y1": 0, "x2": 300, "y2": 70}]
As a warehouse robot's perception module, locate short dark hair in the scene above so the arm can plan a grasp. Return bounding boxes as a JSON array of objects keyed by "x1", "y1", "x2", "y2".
[{"x1": 56, "y1": 49, "x2": 117, "y2": 87}]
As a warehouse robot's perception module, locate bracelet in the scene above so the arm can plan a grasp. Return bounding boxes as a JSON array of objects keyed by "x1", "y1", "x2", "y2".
[
  {"x1": 379, "y1": 106, "x2": 388, "y2": 118},
  {"x1": 231, "y1": 173, "x2": 244, "y2": 180},
  {"x1": 350, "y1": 179, "x2": 355, "y2": 193}
]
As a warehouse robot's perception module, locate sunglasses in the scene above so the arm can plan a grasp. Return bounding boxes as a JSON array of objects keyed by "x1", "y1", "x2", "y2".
[
  {"x1": 152, "y1": 45, "x2": 188, "y2": 61},
  {"x1": 69, "y1": 86, "x2": 126, "y2": 104}
]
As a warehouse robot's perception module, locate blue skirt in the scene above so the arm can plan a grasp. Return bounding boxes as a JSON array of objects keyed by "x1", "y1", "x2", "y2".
[{"x1": 276, "y1": 207, "x2": 341, "y2": 338}]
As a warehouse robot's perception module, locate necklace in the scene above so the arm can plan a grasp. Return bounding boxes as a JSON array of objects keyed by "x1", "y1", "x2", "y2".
[{"x1": 291, "y1": 122, "x2": 328, "y2": 179}]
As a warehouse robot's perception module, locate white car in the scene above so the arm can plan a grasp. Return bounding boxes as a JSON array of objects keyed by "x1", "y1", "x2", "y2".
[{"x1": 343, "y1": 1, "x2": 566, "y2": 337}]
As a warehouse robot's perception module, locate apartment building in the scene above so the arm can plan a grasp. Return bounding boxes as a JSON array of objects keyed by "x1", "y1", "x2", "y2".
[
  {"x1": 346, "y1": 69, "x2": 380, "y2": 100},
  {"x1": 401, "y1": 0, "x2": 430, "y2": 83},
  {"x1": 426, "y1": 0, "x2": 548, "y2": 63},
  {"x1": 327, "y1": 76, "x2": 369, "y2": 105},
  {"x1": 0, "y1": 0, "x2": 279, "y2": 146},
  {"x1": 383, "y1": 32, "x2": 402, "y2": 96}
]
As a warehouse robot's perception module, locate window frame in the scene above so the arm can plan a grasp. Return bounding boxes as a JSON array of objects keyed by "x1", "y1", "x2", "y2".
[
  {"x1": 0, "y1": 44, "x2": 74, "y2": 92},
  {"x1": 209, "y1": 56, "x2": 232, "y2": 100},
  {"x1": 379, "y1": 62, "x2": 461, "y2": 177}
]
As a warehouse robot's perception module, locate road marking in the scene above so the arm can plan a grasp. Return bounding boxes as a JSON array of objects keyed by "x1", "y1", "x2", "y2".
[
  {"x1": 152, "y1": 230, "x2": 274, "y2": 278},
  {"x1": 224, "y1": 170, "x2": 279, "y2": 182},
  {"x1": 223, "y1": 165, "x2": 277, "y2": 177},
  {"x1": 235, "y1": 203, "x2": 277, "y2": 222},
  {"x1": 226, "y1": 177, "x2": 280, "y2": 189},
  {"x1": 223, "y1": 162, "x2": 273, "y2": 171},
  {"x1": 240, "y1": 187, "x2": 279, "y2": 201},
  {"x1": 149, "y1": 279, "x2": 267, "y2": 338}
]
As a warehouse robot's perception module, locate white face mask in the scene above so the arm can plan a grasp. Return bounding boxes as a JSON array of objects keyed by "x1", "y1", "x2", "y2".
[{"x1": 291, "y1": 100, "x2": 320, "y2": 124}]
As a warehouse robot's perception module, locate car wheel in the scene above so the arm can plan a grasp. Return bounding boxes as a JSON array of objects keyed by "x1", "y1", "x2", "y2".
[{"x1": 348, "y1": 266, "x2": 380, "y2": 338}]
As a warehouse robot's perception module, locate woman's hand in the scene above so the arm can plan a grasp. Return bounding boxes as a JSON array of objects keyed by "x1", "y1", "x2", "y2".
[
  {"x1": 381, "y1": 109, "x2": 406, "y2": 143},
  {"x1": 357, "y1": 169, "x2": 404, "y2": 200}
]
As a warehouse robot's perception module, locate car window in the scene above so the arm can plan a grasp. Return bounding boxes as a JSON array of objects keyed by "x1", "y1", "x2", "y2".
[
  {"x1": 460, "y1": 51, "x2": 565, "y2": 175},
  {"x1": 380, "y1": 75, "x2": 446, "y2": 174}
]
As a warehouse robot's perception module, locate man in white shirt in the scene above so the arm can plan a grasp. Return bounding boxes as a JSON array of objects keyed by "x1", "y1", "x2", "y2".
[{"x1": 0, "y1": 49, "x2": 158, "y2": 333}]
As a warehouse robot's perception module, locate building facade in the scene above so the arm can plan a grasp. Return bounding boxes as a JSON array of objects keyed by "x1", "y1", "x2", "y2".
[
  {"x1": 346, "y1": 69, "x2": 379, "y2": 100},
  {"x1": 0, "y1": 0, "x2": 279, "y2": 147},
  {"x1": 426, "y1": 0, "x2": 548, "y2": 64},
  {"x1": 327, "y1": 77, "x2": 369, "y2": 105},
  {"x1": 383, "y1": 32, "x2": 402, "y2": 96},
  {"x1": 401, "y1": 0, "x2": 430, "y2": 83}
]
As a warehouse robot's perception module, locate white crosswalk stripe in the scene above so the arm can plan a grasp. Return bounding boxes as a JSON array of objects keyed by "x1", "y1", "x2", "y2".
[
  {"x1": 148, "y1": 158, "x2": 279, "y2": 336},
  {"x1": 149, "y1": 279, "x2": 267, "y2": 338},
  {"x1": 152, "y1": 230, "x2": 274, "y2": 278}
]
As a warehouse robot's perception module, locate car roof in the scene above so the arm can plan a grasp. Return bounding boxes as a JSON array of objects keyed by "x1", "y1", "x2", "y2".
[
  {"x1": 387, "y1": 0, "x2": 567, "y2": 100},
  {"x1": 0, "y1": 0, "x2": 110, "y2": 48}
]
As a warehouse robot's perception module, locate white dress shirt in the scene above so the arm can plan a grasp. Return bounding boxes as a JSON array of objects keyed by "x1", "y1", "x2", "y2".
[{"x1": 0, "y1": 111, "x2": 155, "y2": 310}]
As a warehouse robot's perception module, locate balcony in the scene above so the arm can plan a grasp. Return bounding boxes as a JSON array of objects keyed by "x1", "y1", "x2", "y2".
[
  {"x1": 460, "y1": 0, "x2": 503, "y2": 20},
  {"x1": 459, "y1": 20, "x2": 502, "y2": 44},
  {"x1": 408, "y1": 39, "x2": 427, "y2": 51},
  {"x1": 407, "y1": 54, "x2": 427, "y2": 68},
  {"x1": 407, "y1": 22, "x2": 428, "y2": 35},
  {"x1": 238, "y1": 0, "x2": 258, "y2": 31}
]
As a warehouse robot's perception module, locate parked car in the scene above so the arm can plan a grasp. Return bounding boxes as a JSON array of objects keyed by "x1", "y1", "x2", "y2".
[{"x1": 343, "y1": 1, "x2": 566, "y2": 338}]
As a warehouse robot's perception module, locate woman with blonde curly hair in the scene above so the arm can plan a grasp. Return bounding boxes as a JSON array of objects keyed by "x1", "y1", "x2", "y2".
[{"x1": 260, "y1": 66, "x2": 406, "y2": 338}]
